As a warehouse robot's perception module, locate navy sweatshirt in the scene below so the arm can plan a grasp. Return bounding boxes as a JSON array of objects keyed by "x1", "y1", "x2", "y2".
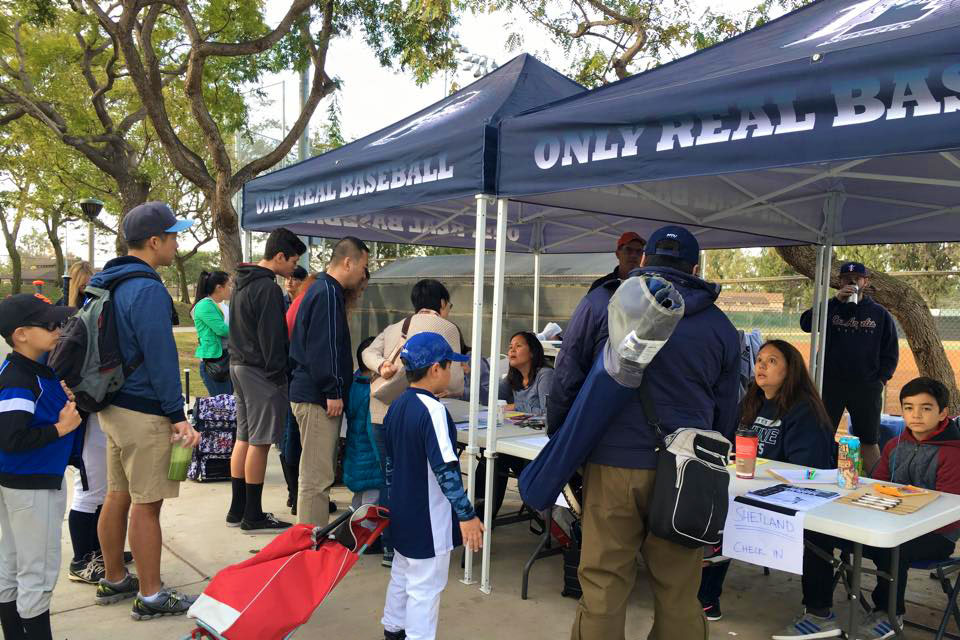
[
  {"x1": 746, "y1": 395, "x2": 834, "y2": 468},
  {"x1": 289, "y1": 273, "x2": 353, "y2": 407},
  {"x1": 88, "y1": 256, "x2": 185, "y2": 423},
  {"x1": 0, "y1": 352, "x2": 79, "y2": 489},
  {"x1": 800, "y1": 296, "x2": 898, "y2": 384}
]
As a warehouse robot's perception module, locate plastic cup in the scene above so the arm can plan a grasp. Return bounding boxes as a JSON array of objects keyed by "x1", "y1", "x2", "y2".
[{"x1": 168, "y1": 442, "x2": 193, "y2": 482}]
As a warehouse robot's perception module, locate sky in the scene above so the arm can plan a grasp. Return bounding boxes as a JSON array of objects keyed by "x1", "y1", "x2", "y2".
[{"x1": 12, "y1": 0, "x2": 776, "y2": 267}]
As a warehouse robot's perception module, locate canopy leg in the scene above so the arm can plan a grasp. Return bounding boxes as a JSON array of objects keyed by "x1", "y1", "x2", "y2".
[{"x1": 532, "y1": 250, "x2": 541, "y2": 332}]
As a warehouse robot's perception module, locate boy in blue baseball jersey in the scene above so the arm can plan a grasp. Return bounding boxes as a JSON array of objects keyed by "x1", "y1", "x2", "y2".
[
  {"x1": 381, "y1": 332, "x2": 483, "y2": 640},
  {"x1": 0, "y1": 294, "x2": 82, "y2": 640}
]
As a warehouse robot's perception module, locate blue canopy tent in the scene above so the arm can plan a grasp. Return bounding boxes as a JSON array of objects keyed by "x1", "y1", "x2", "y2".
[
  {"x1": 481, "y1": 0, "x2": 960, "y2": 596},
  {"x1": 241, "y1": 53, "x2": 585, "y2": 591}
]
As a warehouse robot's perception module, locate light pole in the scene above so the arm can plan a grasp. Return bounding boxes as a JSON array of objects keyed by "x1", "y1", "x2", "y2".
[{"x1": 79, "y1": 197, "x2": 104, "y2": 266}]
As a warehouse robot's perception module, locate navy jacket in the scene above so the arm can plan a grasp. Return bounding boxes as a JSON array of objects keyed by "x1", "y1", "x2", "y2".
[
  {"x1": 800, "y1": 296, "x2": 898, "y2": 384},
  {"x1": 0, "y1": 352, "x2": 80, "y2": 489},
  {"x1": 89, "y1": 256, "x2": 185, "y2": 423},
  {"x1": 289, "y1": 273, "x2": 353, "y2": 406},
  {"x1": 746, "y1": 395, "x2": 834, "y2": 468},
  {"x1": 549, "y1": 266, "x2": 741, "y2": 470}
]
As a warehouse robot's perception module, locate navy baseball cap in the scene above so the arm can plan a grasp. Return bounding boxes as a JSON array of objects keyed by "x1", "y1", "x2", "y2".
[
  {"x1": 123, "y1": 201, "x2": 194, "y2": 243},
  {"x1": 839, "y1": 262, "x2": 868, "y2": 276},
  {"x1": 400, "y1": 332, "x2": 470, "y2": 371},
  {"x1": 0, "y1": 294, "x2": 75, "y2": 338},
  {"x1": 644, "y1": 225, "x2": 700, "y2": 266}
]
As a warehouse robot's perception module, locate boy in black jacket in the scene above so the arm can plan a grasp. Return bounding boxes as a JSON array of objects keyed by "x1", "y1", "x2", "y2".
[
  {"x1": 0, "y1": 295, "x2": 82, "y2": 639},
  {"x1": 227, "y1": 228, "x2": 305, "y2": 533},
  {"x1": 800, "y1": 261, "x2": 898, "y2": 472}
]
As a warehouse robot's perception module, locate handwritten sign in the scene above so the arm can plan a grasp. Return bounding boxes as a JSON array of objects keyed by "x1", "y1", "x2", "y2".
[{"x1": 722, "y1": 499, "x2": 804, "y2": 575}]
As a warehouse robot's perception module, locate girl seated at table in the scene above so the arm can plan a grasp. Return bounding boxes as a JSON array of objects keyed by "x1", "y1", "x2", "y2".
[
  {"x1": 700, "y1": 339, "x2": 834, "y2": 625},
  {"x1": 476, "y1": 332, "x2": 554, "y2": 518}
]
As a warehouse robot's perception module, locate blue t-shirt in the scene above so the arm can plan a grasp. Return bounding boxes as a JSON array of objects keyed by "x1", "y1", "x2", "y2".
[{"x1": 384, "y1": 387, "x2": 464, "y2": 559}]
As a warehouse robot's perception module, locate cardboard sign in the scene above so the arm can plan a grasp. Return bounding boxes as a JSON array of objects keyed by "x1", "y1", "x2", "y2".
[{"x1": 722, "y1": 499, "x2": 805, "y2": 575}]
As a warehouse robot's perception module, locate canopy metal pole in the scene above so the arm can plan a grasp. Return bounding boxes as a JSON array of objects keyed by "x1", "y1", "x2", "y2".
[
  {"x1": 808, "y1": 245, "x2": 826, "y2": 377},
  {"x1": 814, "y1": 240, "x2": 834, "y2": 392},
  {"x1": 462, "y1": 194, "x2": 491, "y2": 586},
  {"x1": 532, "y1": 250, "x2": 541, "y2": 332},
  {"x1": 480, "y1": 197, "x2": 508, "y2": 595}
]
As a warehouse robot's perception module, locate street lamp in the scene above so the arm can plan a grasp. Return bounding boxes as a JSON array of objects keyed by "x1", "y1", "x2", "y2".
[{"x1": 79, "y1": 197, "x2": 103, "y2": 266}]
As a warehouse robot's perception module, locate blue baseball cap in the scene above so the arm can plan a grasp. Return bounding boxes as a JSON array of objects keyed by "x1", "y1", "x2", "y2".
[
  {"x1": 400, "y1": 332, "x2": 470, "y2": 370},
  {"x1": 644, "y1": 225, "x2": 700, "y2": 266},
  {"x1": 839, "y1": 262, "x2": 868, "y2": 276},
  {"x1": 123, "y1": 201, "x2": 194, "y2": 243}
]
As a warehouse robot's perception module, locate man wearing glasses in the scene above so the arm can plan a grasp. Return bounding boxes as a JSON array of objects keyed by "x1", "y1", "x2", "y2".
[{"x1": 588, "y1": 232, "x2": 647, "y2": 293}]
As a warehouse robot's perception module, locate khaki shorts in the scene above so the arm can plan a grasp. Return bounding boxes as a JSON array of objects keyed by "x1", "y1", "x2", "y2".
[{"x1": 99, "y1": 405, "x2": 180, "y2": 504}]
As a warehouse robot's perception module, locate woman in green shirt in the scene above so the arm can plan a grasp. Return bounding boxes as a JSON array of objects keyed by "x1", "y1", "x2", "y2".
[{"x1": 192, "y1": 270, "x2": 233, "y2": 396}]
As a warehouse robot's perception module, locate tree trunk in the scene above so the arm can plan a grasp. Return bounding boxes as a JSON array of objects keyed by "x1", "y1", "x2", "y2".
[
  {"x1": 776, "y1": 245, "x2": 960, "y2": 412},
  {"x1": 45, "y1": 222, "x2": 65, "y2": 282},
  {"x1": 0, "y1": 211, "x2": 23, "y2": 295},
  {"x1": 174, "y1": 254, "x2": 191, "y2": 304},
  {"x1": 210, "y1": 180, "x2": 243, "y2": 273},
  {"x1": 115, "y1": 178, "x2": 151, "y2": 256}
]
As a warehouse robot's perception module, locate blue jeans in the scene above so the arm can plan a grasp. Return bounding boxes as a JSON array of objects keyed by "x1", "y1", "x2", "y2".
[{"x1": 199, "y1": 360, "x2": 234, "y2": 397}]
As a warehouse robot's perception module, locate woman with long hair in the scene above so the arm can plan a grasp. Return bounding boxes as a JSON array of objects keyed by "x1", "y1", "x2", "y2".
[
  {"x1": 700, "y1": 339, "x2": 834, "y2": 623},
  {"x1": 500, "y1": 331, "x2": 554, "y2": 415},
  {"x1": 192, "y1": 270, "x2": 234, "y2": 397},
  {"x1": 62, "y1": 260, "x2": 134, "y2": 585}
]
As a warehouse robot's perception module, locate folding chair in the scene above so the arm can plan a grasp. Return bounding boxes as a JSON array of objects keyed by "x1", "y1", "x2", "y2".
[{"x1": 904, "y1": 558, "x2": 960, "y2": 640}]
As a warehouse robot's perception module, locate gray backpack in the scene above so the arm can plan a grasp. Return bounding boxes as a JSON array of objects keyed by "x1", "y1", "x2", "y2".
[{"x1": 48, "y1": 271, "x2": 161, "y2": 412}]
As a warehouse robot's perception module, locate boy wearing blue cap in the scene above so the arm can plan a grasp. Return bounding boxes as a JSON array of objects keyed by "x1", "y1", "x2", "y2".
[{"x1": 380, "y1": 332, "x2": 483, "y2": 640}]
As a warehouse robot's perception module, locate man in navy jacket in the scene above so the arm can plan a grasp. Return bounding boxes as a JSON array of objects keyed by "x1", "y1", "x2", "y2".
[
  {"x1": 554, "y1": 226, "x2": 740, "y2": 640},
  {"x1": 800, "y1": 261, "x2": 898, "y2": 473},
  {"x1": 290, "y1": 237, "x2": 368, "y2": 527}
]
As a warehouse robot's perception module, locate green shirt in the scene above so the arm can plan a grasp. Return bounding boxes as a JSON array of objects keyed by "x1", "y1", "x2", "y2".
[{"x1": 193, "y1": 297, "x2": 229, "y2": 359}]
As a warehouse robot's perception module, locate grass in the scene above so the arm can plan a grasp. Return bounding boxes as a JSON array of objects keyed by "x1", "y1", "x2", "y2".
[{"x1": 174, "y1": 330, "x2": 207, "y2": 401}]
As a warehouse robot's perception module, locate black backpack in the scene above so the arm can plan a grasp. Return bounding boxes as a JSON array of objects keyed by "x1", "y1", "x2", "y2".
[{"x1": 48, "y1": 271, "x2": 162, "y2": 413}]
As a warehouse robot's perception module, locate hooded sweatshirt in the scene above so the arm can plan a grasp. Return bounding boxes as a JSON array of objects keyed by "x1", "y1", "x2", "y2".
[
  {"x1": 744, "y1": 394, "x2": 834, "y2": 469},
  {"x1": 549, "y1": 266, "x2": 740, "y2": 470},
  {"x1": 228, "y1": 264, "x2": 288, "y2": 387},
  {"x1": 874, "y1": 417, "x2": 960, "y2": 540},
  {"x1": 800, "y1": 296, "x2": 898, "y2": 384},
  {"x1": 88, "y1": 256, "x2": 185, "y2": 423}
]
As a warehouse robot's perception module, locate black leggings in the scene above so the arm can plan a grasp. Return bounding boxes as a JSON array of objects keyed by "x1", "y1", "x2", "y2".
[{"x1": 823, "y1": 379, "x2": 884, "y2": 445}]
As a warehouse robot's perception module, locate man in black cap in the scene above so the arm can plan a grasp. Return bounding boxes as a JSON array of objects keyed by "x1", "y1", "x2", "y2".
[
  {"x1": 801, "y1": 261, "x2": 899, "y2": 472},
  {"x1": 86, "y1": 201, "x2": 202, "y2": 620},
  {"x1": 0, "y1": 294, "x2": 82, "y2": 639}
]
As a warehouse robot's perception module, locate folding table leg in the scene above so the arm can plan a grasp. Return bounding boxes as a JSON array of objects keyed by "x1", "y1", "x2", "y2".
[
  {"x1": 848, "y1": 543, "x2": 864, "y2": 638},
  {"x1": 522, "y1": 508, "x2": 553, "y2": 600},
  {"x1": 939, "y1": 567, "x2": 960, "y2": 640},
  {"x1": 887, "y1": 546, "x2": 904, "y2": 639}
]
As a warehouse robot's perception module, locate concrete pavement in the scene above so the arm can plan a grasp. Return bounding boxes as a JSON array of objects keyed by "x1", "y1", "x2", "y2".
[{"x1": 50, "y1": 452, "x2": 952, "y2": 639}]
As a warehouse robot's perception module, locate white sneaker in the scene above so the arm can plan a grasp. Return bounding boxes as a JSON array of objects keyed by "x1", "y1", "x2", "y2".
[
  {"x1": 855, "y1": 611, "x2": 901, "y2": 640},
  {"x1": 772, "y1": 610, "x2": 842, "y2": 639}
]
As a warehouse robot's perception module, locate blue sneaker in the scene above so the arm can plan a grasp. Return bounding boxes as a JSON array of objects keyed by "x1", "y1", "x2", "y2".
[
  {"x1": 855, "y1": 611, "x2": 899, "y2": 640},
  {"x1": 772, "y1": 610, "x2": 841, "y2": 639}
]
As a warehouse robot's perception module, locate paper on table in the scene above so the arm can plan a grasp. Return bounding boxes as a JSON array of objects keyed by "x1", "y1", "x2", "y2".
[
  {"x1": 768, "y1": 468, "x2": 839, "y2": 485},
  {"x1": 508, "y1": 435, "x2": 550, "y2": 449},
  {"x1": 556, "y1": 492, "x2": 570, "y2": 508},
  {"x1": 723, "y1": 498, "x2": 805, "y2": 575},
  {"x1": 746, "y1": 484, "x2": 841, "y2": 512}
]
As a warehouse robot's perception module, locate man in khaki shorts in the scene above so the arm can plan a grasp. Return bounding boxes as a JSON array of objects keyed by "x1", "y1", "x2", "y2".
[
  {"x1": 87, "y1": 202, "x2": 201, "y2": 620},
  {"x1": 289, "y1": 237, "x2": 369, "y2": 526}
]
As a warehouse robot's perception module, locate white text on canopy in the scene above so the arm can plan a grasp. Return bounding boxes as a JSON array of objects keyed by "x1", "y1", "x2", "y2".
[{"x1": 722, "y1": 499, "x2": 804, "y2": 575}]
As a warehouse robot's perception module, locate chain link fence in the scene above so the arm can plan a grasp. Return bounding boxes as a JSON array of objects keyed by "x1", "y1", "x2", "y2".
[{"x1": 716, "y1": 275, "x2": 960, "y2": 416}]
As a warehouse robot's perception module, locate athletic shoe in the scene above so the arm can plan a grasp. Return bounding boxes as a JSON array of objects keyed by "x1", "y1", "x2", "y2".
[
  {"x1": 240, "y1": 512, "x2": 292, "y2": 534},
  {"x1": 384, "y1": 630, "x2": 406, "y2": 640},
  {"x1": 69, "y1": 553, "x2": 105, "y2": 585},
  {"x1": 854, "y1": 611, "x2": 900, "y2": 640},
  {"x1": 96, "y1": 573, "x2": 140, "y2": 605},
  {"x1": 772, "y1": 611, "x2": 841, "y2": 639},
  {"x1": 703, "y1": 602, "x2": 722, "y2": 621},
  {"x1": 226, "y1": 512, "x2": 242, "y2": 528},
  {"x1": 329, "y1": 500, "x2": 338, "y2": 514},
  {"x1": 130, "y1": 589, "x2": 198, "y2": 621},
  {"x1": 382, "y1": 550, "x2": 394, "y2": 568}
]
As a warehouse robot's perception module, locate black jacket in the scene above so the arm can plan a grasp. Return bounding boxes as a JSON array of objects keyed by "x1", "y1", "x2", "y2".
[
  {"x1": 800, "y1": 296, "x2": 898, "y2": 383},
  {"x1": 228, "y1": 265, "x2": 288, "y2": 386},
  {"x1": 289, "y1": 273, "x2": 353, "y2": 406},
  {"x1": 587, "y1": 265, "x2": 621, "y2": 293}
]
